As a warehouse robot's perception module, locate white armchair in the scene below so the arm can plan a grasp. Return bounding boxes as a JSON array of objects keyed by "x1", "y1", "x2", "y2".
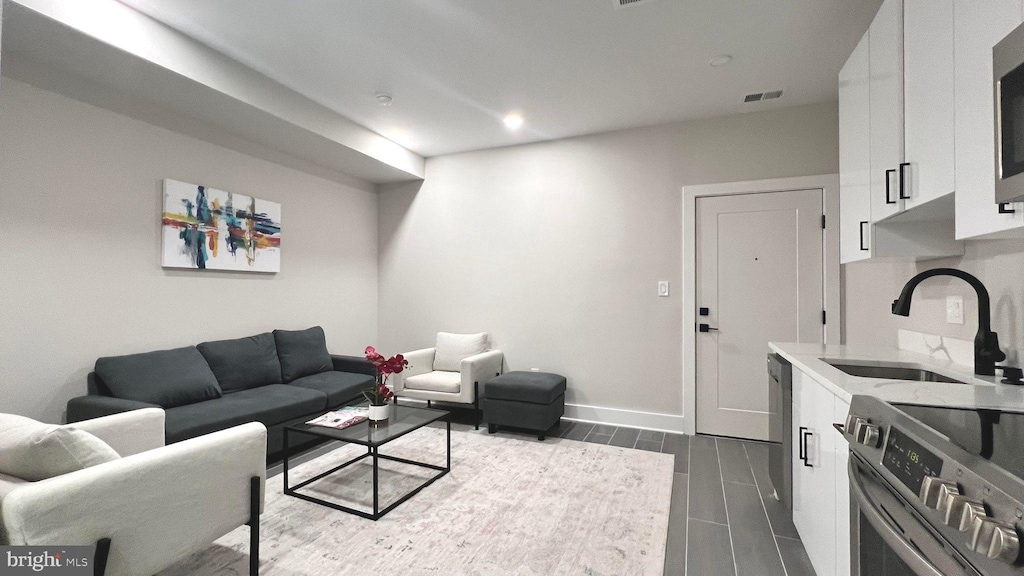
[
  {"x1": 393, "y1": 332, "x2": 504, "y2": 429},
  {"x1": 0, "y1": 409, "x2": 267, "y2": 576}
]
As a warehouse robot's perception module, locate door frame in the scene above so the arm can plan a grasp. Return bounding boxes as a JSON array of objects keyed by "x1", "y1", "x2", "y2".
[{"x1": 682, "y1": 174, "x2": 841, "y2": 436}]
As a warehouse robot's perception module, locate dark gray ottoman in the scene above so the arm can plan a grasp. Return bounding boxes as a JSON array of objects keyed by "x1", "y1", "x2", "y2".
[{"x1": 483, "y1": 371, "x2": 566, "y2": 441}]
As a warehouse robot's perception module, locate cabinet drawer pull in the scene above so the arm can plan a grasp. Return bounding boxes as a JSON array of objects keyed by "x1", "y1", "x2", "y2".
[
  {"x1": 899, "y1": 162, "x2": 911, "y2": 200},
  {"x1": 999, "y1": 203, "x2": 1017, "y2": 214},
  {"x1": 859, "y1": 221, "x2": 869, "y2": 251},
  {"x1": 802, "y1": 429, "x2": 813, "y2": 467},
  {"x1": 885, "y1": 169, "x2": 897, "y2": 204}
]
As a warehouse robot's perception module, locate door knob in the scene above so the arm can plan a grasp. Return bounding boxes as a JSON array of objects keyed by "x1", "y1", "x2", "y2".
[{"x1": 698, "y1": 324, "x2": 719, "y2": 333}]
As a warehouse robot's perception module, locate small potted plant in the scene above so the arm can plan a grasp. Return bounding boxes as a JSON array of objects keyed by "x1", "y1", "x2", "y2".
[{"x1": 362, "y1": 346, "x2": 407, "y2": 425}]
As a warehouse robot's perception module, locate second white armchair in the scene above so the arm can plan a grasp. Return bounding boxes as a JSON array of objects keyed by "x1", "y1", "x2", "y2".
[{"x1": 393, "y1": 332, "x2": 503, "y2": 429}]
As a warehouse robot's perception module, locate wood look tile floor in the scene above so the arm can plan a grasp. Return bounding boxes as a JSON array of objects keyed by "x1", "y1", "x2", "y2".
[{"x1": 552, "y1": 420, "x2": 818, "y2": 576}]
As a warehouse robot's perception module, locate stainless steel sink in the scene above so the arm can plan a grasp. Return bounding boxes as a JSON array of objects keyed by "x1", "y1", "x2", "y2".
[{"x1": 824, "y1": 361, "x2": 968, "y2": 384}]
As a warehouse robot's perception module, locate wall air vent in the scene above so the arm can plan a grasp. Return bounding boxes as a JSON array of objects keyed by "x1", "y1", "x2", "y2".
[
  {"x1": 744, "y1": 90, "x2": 783, "y2": 103},
  {"x1": 614, "y1": 0, "x2": 659, "y2": 9}
]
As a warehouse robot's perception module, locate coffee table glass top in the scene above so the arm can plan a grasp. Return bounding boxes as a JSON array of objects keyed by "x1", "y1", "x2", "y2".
[{"x1": 286, "y1": 403, "x2": 449, "y2": 447}]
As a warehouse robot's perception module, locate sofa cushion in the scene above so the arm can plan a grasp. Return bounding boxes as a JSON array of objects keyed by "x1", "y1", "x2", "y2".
[
  {"x1": 433, "y1": 332, "x2": 489, "y2": 372},
  {"x1": 404, "y1": 371, "x2": 462, "y2": 394},
  {"x1": 197, "y1": 332, "x2": 282, "y2": 393},
  {"x1": 289, "y1": 371, "x2": 374, "y2": 407},
  {"x1": 95, "y1": 347, "x2": 222, "y2": 408},
  {"x1": 163, "y1": 384, "x2": 327, "y2": 444},
  {"x1": 0, "y1": 414, "x2": 120, "y2": 482},
  {"x1": 273, "y1": 327, "x2": 333, "y2": 382},
  {"x1": 484, "y1": 371, "x2": 567, "y2": 405}
]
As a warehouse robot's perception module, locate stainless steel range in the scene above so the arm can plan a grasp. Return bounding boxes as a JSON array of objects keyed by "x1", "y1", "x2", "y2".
[{"x1": 842, "y1": 395, "x2": 1024, "y2": 576}]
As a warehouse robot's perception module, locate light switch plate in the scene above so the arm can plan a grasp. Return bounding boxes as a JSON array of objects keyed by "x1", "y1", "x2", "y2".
[
  {"x1": 658, "y1": 281, "x2": 670, "y2": 297},
  {"x1": 946, "y1": 296, "x2": 964, "y2": 325}
]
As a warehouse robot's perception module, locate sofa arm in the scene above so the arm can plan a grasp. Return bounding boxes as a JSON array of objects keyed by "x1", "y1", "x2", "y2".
[
  {"x1": 67, "y1": 395, "x2": 161, "y2": 423},
  {"x1": 393, "y1": 347, "x2": 435, "y2": 392},
  {"x1": 2, "y1": 422, "x2": 267, "y2": 576},
  {"x1": 66, "y1": 408, "x2": 165, "y2": 457},
  {"x1": 461, "y1": 350, "x2": 504, "y2": 401},
  {"x1": 330, "y1": 354, "x2": 376, "y2": 376}
]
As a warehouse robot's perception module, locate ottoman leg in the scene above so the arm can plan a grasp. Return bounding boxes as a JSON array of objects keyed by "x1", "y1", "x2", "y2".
[
  {"x1": 488, "y1": 423, "x2": 497, "y2": 434},
  {"x1": 538, "y1": 432, "x2": 546, "y2": 441}
]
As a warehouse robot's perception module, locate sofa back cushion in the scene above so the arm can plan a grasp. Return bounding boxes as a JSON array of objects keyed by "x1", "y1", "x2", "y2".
[
  {"x1": 197, "y1": 332, "x2": 282, "y2": 393},
  {"x1": 273, "y1": 326, "x2": 333, "y2": 382},
  {"x1": 95, "y1": 347, "x2": 222, "y2": 408},
  {"x1": 0, "y1": 414, "x2": 120, "y2": 482},
  {"x1": 434, "y1": 332, "x2": 489, "y2": 372}
]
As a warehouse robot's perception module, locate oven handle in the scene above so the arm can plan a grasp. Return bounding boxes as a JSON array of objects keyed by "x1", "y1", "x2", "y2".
[{"x1": 848, "y1": 458, "x2": 944, "y2": 576}]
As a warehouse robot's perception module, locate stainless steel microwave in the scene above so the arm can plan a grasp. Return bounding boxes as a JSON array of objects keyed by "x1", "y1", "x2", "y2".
[{"x1": 995, "y1": 22, "x2": 1024, "y2": 204}]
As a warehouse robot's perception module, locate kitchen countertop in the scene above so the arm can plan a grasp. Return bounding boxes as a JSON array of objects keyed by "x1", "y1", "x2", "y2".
[{"x1": 769, "y1": 342, "x2": 1024, "y2": 411}]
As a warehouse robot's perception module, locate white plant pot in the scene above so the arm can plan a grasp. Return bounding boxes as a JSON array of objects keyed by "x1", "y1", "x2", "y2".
[{"x1": 368, "y1": 404, "x2": 390, "y2": 422}]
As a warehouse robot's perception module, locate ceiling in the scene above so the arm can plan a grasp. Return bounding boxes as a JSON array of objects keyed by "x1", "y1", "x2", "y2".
[{"x1": 121, "y1": 0, "x2": 882, "y2": 157}]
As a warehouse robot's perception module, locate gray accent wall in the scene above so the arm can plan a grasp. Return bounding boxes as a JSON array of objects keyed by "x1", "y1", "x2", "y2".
[
  {"x1": 377, "y1": 102, "x2": 840, "y2": 417},
  {"x1": 0, "y1": 77, "x2": 380, "y2": 423},
  {"x1": 844, "y1": 240, "x2": 1024, "y2": 366}
]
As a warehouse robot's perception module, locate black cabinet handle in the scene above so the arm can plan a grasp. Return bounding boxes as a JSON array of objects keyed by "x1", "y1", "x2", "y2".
[
  {"x1": 698, "y1": 323, "x2": 718, "y2": 333},
  {"x1": 801, "y1": 428, "x2": 813, "y2": 467},
  {"x1": 859, "y1": 221, "x2": 869, "y2": 251},
  {"x1": 899, "y1": 162, "x2": 911, "y2": 199},
  {"x1": 885, "y1": 169, "x2": 897, "y2": 204},
  {"x1": 999, "y1": 203, "x2": 1017, "y2": 214},
  {"x1": 699, "y1": 307, "x2": 710, "y2": 316}
]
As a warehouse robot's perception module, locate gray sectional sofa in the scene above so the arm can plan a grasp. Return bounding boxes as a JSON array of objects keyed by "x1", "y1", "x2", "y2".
[{"x1": 66, "y1": 326, "x2": 374, "y2": 458}]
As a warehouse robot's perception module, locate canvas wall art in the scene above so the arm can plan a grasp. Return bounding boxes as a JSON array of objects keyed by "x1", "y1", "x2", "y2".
[{"x1": 161, "y1": 179, "x2": 282, "y2": 272}]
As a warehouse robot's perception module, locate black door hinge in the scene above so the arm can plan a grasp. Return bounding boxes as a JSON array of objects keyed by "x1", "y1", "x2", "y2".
[
  {"x1": 822, "y1": 310, "x2": 827, "y2": 325},
  {"x1": 821, "y1": 215, "x2": 826, "y2": 229}
]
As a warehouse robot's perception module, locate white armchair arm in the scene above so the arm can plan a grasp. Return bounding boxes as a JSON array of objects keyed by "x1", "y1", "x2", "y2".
[
  {"x1": 2, "y1": 422, "x2": 267, "y2": 576},
  {"x1": 460, "y1": 350, "x2": 504, "y2": 403},
  {"x1": 394, "y1": 347, "x2": 435, "y2": 392},
  {"x1": 66, "y1": 408, "x2": 165, "y2": 457}
]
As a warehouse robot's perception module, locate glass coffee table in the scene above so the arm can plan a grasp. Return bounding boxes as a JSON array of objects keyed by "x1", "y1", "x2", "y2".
[{"x1": 282, "y1": 403, "x2": 450, "y2": 521}]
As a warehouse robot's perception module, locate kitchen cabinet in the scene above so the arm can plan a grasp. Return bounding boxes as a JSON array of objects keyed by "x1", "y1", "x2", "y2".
[
  {"x1": 792, "y1": 369, "x2": 852, "y2": 576},
  {"x1": 953, "y1": 0, "x2": 1024, "y2": 239},
  {"x1": 869, "y1": 0, "x2": 905, "y2": 222},
  {"x1": 791, "y1": 370, "x2": 839, "y2": 575},
  {"x1": 840, "y1": 34, "x2": 873, "y2": 263},
  {"x1": 839, "y1": 0, "x2": 964, "y2": 263}
]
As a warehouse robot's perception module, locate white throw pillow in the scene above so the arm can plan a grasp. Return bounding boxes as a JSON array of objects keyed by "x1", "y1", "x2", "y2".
[
  {"x1": 0, "y1": 414, "x2": 120, "y2": 482},
  {"x1": 433, "y1": 332, "x2": 489, "y2": 372}
]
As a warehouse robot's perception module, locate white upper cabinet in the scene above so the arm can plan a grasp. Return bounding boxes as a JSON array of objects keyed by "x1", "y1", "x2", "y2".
[
  {"x1": 869, "y1": 0, "x2": 905, "y2": 222},
  {"x1": 840, "y1": 33, "x2": 873, "y2": 263},
  {"x1": 903, "y1": 0, "x2": 955, "y2": 210},
  {"x1": 954, "y1": 0, "x2": 1024, "y2": 239}
]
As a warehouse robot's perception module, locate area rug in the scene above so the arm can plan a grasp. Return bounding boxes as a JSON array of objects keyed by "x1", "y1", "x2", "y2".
[{"x1": 160, "y1": 427, "x2": 674, "y2": 576}]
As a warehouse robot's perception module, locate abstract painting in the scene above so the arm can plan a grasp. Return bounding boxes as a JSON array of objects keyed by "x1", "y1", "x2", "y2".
[{"x1": 161, "y1": 179, "x2": 281, "y2": 272}]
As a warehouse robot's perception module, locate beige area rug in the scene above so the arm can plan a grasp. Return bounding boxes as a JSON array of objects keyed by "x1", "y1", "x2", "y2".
[{"x1": 161, "y1": 427, "x2": 674, "y2": 576}]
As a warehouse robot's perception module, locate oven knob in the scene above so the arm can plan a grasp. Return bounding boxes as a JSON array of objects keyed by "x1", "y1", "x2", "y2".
[
  {"x1": 919, "y1": 476, "x2": 958, "y2": 509},
  {"x1": 857, "y1": 424, "x2": 882, "y2": 447},
  {"x1": 959, "y1": 500, "x2": 988, "y2": 533},
  {"x1": 968, "y1": 517, "x2": 1021, "y2": 563},
  {"x1": 845, "y1": 414, "x2": 867, "y2": 435},
  {"x1": 935, "y1": 484, "x2": 962, "y2": 515},
  {"x1": 942, "y1": 495, "x2": 982, "y2": 530}
]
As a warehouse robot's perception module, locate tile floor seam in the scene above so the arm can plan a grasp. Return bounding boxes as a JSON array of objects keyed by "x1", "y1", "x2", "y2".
[
  {"x1": 742, "y1": 441, "x2": 791, "y2": 576},
  {"x1": 715, "y1": 438, "x2": 740, "y2": 576},
  {"x1": 688, "y1": 518, "x2": 728, "y2": 528}
]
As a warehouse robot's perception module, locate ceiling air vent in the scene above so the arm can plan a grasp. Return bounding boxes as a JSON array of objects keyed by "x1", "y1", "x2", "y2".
[
  {"x1": 743, "y1": 90, "x2": 784, "y2": 103},
  {"x1": 614, "y1": 0, "x2": 659, "y2": 9}
]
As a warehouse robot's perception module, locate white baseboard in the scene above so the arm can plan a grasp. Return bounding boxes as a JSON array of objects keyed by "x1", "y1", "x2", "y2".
[{"x1": 564, "y1": 403, "x2": 688, "y2": 435}]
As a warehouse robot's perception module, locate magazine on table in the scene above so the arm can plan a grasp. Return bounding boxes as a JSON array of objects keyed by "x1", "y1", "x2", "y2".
[{"x1": 307, "y1": 406, "x2": 369, "y2": 429}]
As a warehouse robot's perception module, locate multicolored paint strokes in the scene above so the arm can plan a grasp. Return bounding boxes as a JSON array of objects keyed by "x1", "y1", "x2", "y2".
[{"x1": 161, "y1": 179, "x2": 281, "y2": 272}]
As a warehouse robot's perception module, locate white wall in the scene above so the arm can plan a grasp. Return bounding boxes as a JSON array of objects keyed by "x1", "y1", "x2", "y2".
[
  {"x1": 844, "y1": 240, "x2": 1024, "y2": 366},
  {"x1": 378, "y1": 102, "x2": 839, "y2": 422},
  {"x1": 0, "y1": 77, "x2": 380, "y2": 423}
]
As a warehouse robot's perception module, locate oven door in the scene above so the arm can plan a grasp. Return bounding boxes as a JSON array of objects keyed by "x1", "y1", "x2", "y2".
[{"x1": 849, "y1": 454, "x2": 980, "y2": 576}]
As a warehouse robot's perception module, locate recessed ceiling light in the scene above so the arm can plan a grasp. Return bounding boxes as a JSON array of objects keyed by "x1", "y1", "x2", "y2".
[
  {"x1": 375, "y1": 93, "x2": 394, "y2": 107},
  {"x1": 709, "y1": 55, "x2": 733, "y2": 68},
  {"x1": 503, "y1": 113, "x2": 524, "y2": 131}
]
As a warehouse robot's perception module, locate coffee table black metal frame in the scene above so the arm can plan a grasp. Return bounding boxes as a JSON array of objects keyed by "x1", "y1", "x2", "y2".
[{"x1": 282, "y1": 405, "x2": 451, "y2": 521}]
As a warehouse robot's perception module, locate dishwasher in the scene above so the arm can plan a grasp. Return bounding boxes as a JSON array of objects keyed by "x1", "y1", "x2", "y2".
[{"x1": 767, "y1": 353, "x2": 792, "y2": 510}]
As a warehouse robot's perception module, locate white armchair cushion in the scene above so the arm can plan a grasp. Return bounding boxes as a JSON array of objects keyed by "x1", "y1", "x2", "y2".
[
  {"x1": 0, "y1": 414, "x2": 119, "y2": 482},
  {"x1": 404, "y1": 371, "x2": 462, "y2": 394},
  {"x1": 433, "y1": 332, "x2": 489, "y2": 372}
]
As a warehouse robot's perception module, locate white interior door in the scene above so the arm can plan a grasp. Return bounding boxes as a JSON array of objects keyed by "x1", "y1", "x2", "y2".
[{"x1": 695, "y1": 189, "x2": 824, "y2": 440}]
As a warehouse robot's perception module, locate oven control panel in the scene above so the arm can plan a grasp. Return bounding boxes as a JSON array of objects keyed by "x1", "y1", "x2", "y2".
[{"x1": 882, "y1": 425, "x2": 944, "y2": 496}]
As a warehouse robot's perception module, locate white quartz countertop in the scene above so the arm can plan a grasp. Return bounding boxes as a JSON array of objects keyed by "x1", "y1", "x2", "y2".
[{"x1": 768, "y1": 342, "x2": 1024, "y2": 411}]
